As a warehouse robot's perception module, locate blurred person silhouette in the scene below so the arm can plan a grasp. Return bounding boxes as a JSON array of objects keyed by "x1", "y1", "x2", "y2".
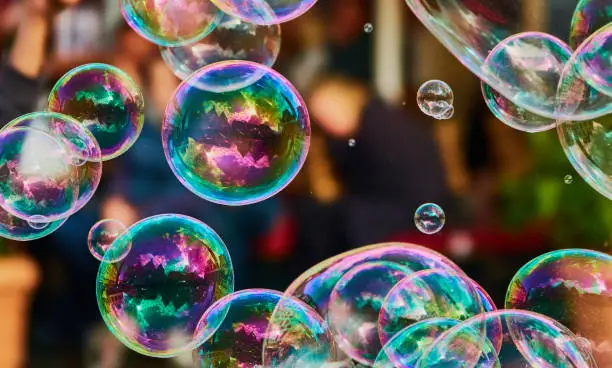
[{"x1": 294, "y1": 75, "x2": 449, "y2": 264}]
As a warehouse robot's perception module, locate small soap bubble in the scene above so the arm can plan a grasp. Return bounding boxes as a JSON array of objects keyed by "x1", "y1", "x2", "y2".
[
  {"x1": 27, "y1": 215, "x2": 49, "y2": 230},
  {"x1": 564, "y1": 174, "x2": 574, "y2": 184},
  {"x1": 417, "y1": 80, "x2": 454, "y2": 118},
  {"x1": 348, "y1": 138, "x2": 356, "y2": 147},
  {"x1": 364, "y1": 23, "x2": 373, "y2": 33},
  {"x1": 88, "y1": 219, "x2": 129, "y2": 262},
  {"x1": 414, "y1": 203, "x2": 446, "y2": 235}
]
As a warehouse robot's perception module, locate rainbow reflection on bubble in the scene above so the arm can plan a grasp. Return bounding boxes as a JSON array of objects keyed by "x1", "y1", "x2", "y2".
[
  {"x1": 194, "y1": 289, "x2": 335, "y2": 367},
  {"x1": 417, "y1": 310, "x2": 596, "y2": 367},
  {"x1": 327, "y1": 261, "x2": 413, "y2": 365},
  {"x1": 96, "y1": 214, "x2": 234, "y2": 357},
  {"x1": 414, "y1": 203, "x2": 445, "y2": 235},
  {"x1": 121, "y1": 0, "x2": 222, "y2": 46},
  {"x1": 49, "y1": 63, "x2": 144, "y2": 160},
  {"x1": 162, "y1": 61, "x2": 310, "y2": 206},
  {"x1": 378, "y1": 269, "x2": 485, "y2": 348},
  {"x1": 88, "y1": 219, "x2": 129, "y2": 262},
  {"x1": 0, "y1": 205, "x2": 66, "y2": 241},
  {"x1": 160, "y1": 14, "x2": 281, "y2": 82},
  {"x1": 211, "y1": 0, "x2": 317, "y2": 25},
  {"x1": 506, "y1": 249, "x2": 612, "y2": 365}
]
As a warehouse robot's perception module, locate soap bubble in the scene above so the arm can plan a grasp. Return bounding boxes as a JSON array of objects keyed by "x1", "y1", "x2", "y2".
[
  {"x1": 414, "y1": 203, "x2": 445, "y2": 235},
  {"x1": 364, "y1": 23, "x2": 373, "y2": 33},
  {"x1": 0, "y1": 127, "x2": 79, "y2": 222},
  {"x1": 436, "y1": 105, "x2": 454, "y2": 120},
  {"x1": 574, "y1": 24, "x2": 612, "y2": 98},
  {"x1": 121, "y1": 0, "x2": 222, "y2": 46},
  {"x1": 416, "y1": 80, "x2": 453, "y2": 119},
  {"x1": 88, "y1": 219, "x2": 129, "y2": 262},
  {"x1": 0, "y1": 206, "x2": 66, "y2": 241},
  {"x1": 285, "y1": 243, "x2": 464, "y2": 319},
  {"x1": 348, "y1": 139, "x2": 356, "y2": 147},
  {"x1": 378, "y1": 269, "x2": 485, "y2": 347},
  {"x1": 2, "y1": 112, "x2": 103, "y2": 217},
  {"x1": 557, "y1": 109, "x2": 612, "y2": 200},
  {"x1": 417, "y1": 310, "x2": 596, "y2": 367},
  {"x1": 211, "y1": 0, "x2": 317, "y2": 25},
  {"x1": 160, "y1": 14, "x2": 281, "y2": 82},
  {"x1": 162, "y1": 61, "x2": 310, "y2": 206},
  {"x1": 569, "y1": 0, "x2": 612, "y2": 49},
  {"x1": 48, "y1": 63, "x2": 145, "y2": 160},
  {"x1": 506, "y1": 249, "x2": 612, "y2": 365},
  {"x1": 481, "y1": 32, "x2": 572, "y2": 128},
  {"x1": 96, "y1": 214, "x2": 234, "y2": 357},
  {"x1": 27, "y1": 215, "x2": 49, "y2": 230},
  {"x1": 564, "y1": 174, "x2": 574, "y2": 184},
  {"x1": 327, "y1": 261, "x2": 413, "y2": 365},
  {"x1": 373, "y1": 318, "x2": 460, "y2": 368},
  {"x1": 194, "y1": 289, "x2": 336, "y2": 367}
]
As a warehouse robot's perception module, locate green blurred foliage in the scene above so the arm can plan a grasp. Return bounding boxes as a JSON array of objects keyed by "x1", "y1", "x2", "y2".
[{"x1": 499, "y1": 128, "x2": 612, "y2": 248}]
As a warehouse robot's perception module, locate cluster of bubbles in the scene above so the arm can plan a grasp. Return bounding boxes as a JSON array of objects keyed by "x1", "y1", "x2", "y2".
[
  {"x1": 0, "y1": 63, "x2": 144, "y2": 242},
  {"x1": 406, "y1": 0, "x2": 612, "y2": 202},
  {"x1": 95, "y1": 215, "x2": 611, "y2": 367}
]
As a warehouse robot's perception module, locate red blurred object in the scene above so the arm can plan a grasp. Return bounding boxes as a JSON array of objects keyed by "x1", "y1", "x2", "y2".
[
  {"x1": 389, "y1": 224, "x2": 549, "y2": 257},
  {"x1": 256, "y1": 215, "x2": 297, "y2": 261}
]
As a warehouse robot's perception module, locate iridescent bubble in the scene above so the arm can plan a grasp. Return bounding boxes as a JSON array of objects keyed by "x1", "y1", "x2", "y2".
[
  {"x1": 506, "y1": 249, "x2": 612, "y2": 365},
  {"x1": 160, "y1": 14, "x2": 281, "y2": 82},
  {"x1": 414, "y1": 203, "x2": 445, "y2": 235},
  {"x1": 557, "y1": 109, "x2": 612, "y2": 200},
  {"x1": 327, "y1": 261, "x2": 413, "y2": 365},
  {"x1": 417, "y1": 310, "x2": 597, "y2": 368},
  {"x1": 121, "y1": 0, "x2": 222, "y2": 46},
  {"x1": 285, "y1": 243, "x2": 464, "y2": 318},
  {"x1": 0, "y1": 206, "x2": 65, "y2": 241},
  {"x1": 575, "y1": 23, "x2": 612, "y2": 98},
  {"x1": 88, "y1": 219, "x2": 129, "y2": 262},
  {"x1": 0, "y1": 127, "x2": 79, "y2": 222},
  {"x1": 435, "y1": 105, "x2": 454, "y2": 120},
  {"x1": 569, "y1": 0, "x2": 612, "y2": 49},
  {"x1": 481, "y1": 32, "x2": 572, "y2": 126},
  {"x1": 364, "y1": 23, "x2": 373, "y2": 33},
  {"x1": 162, "y1": 61, "x2": 310, "y2": 206},
  {"x1": 211, "y1": 0, "x2": 317, "y2": 25},
  {"x1": 194, "y1": 289, "x2": 335, "y2": 367},
  {"x1": 416, "y1": 80, "x2": 453, "y2": 119},
  {"x1": 373, "y1": 318, "x2": 460, "y2": 368},
  {"x1": 2, "y1": 112, "x2": 103, "y2": 217},
  {"x1": 48, "y1": 63, "x2": 145, "y2": 160},
  {"x1": 96, "y1": 214, "x2": 234, "y2": 357},
  {"x1": 378, "y1": 269, "x2": 485, "y2": 347},
  {"x1": 564, "y1": 174, "x2": 574, "y2": 184}
]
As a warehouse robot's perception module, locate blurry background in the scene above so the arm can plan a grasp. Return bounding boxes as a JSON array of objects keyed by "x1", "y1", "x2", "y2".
[{"x1": 0, "y1": 0, "x2": 610, "y2": 367}]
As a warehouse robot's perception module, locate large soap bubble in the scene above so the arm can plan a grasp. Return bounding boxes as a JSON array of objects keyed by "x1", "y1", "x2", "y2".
[
  {"x1": 506, "y1": 249, "x2": 612, "y2": 365},
  {"x1": 285, "y1": 243, "x2": 464, "y2": 318},
  {"x1": 2, "y1": 112, "x2": 103, "y2": 217},
  {"x1": 327, "y1": 261, "x2": 413, "y2": 365},
  {"x1": 48, "y1": 63, "x2": 145, "y2": 160},
  {"x1": 417, "y1": 310, "x2": 596, "y2": 367},
  {"x1": 160, "y1": 14, "x2": 281, "y2": 82},
  {"x1": 162, "y1": 61, "x2": 310, "y2": 206},
  {"x1": 569, "y1": 0, "x2": 612, "y2": 49},
  {"x1": 121, "y1": 0, "x2": 222, "y2": 46},
  {"x1": 211, "y1": 0, "x2": 317, "y2": 25},
  {"x1": 0, "y1": 206, "x2": 66, "y2": 241},
  {"x1": 194, "y1": 289, "x2": 336, "y2": 367},
  {"x1": 96, "y1": 214, "x2": 234, "y2": 357}
]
